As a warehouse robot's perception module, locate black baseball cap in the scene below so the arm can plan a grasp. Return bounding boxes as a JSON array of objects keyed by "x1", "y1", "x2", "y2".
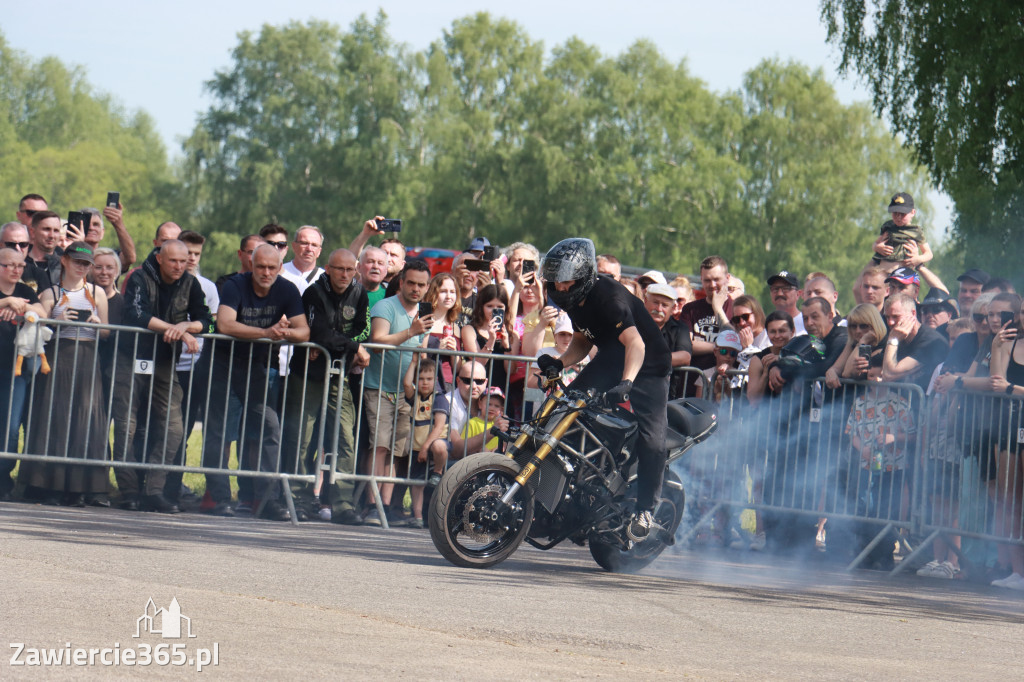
[
  {"x1": 766, "y1": 270, "x2": 799, "y2": 288},
  {"x1": 921, "y1": 288, "x2": 959, "y2": 318},
  {"x1": 888, "y1": 192, "x2": 915, "y2": 214},
  {"x1": 956, "y1": 268, "x2": 990, "y2": 286}
]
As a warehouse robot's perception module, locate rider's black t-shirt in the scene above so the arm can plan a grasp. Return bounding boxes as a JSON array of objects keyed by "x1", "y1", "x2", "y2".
[{"x1": 564, "y1": 275, "x2": 671, "y2": 378}]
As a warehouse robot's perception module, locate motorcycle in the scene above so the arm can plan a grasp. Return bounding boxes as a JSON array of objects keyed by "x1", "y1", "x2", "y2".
[{"x1": 429, "y1": 371, "x2": 718, "y2": 572}]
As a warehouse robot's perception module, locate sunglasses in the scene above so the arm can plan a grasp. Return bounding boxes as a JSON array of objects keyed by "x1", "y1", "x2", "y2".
[
  {"x1": 973, "y1": 314, "x2": 986, "y2": 324},
  {"x1": 21, "y1": 209, "x2": 40, "y2": 219},
  {"x1": 459, "y1": 376, "x2": 487, "y2": 386},
  {"x1": 729, "y1": 313, "x2": 754, "y2": 325},
  {"x1": 4, "y1": 241, "x2": 30, "y2": 250},
  {"x1": 266, "y1": 240, "x2": 289, "y2": 249},
  {"x1": 0, "y1": 263, "x2": 25, "y2": 270},
  {"x1": 849, "y1": 322, "x2": 872, "y2": 331},
  {"x1": 717, "y1": 348, "x2": 739, "y2": 357}
]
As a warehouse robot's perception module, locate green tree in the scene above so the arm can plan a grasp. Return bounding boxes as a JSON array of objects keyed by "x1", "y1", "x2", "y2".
[
  {"x1": 822, "y1": 1, "x2": 1024, "y2": 275},
  {"x1": 0, "y1": 34, "x2": 177, "y2": 254},
  {"x1": 726, "y1": 60, "x2": 931, "y2": 308}
]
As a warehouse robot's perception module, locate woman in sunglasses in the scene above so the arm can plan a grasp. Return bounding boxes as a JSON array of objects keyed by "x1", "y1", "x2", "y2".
[
  {"x1": 836, "y1": 304, "x2": 889, "y2": 381},
  {"x1": 729, "y1": 294, "x2": 769, "y2": 355}
]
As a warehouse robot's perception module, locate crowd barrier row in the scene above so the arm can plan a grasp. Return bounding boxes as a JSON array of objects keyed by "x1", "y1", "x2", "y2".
[
  {"x1": 2, "y1": 318, "x2": 1023, "y2": 569},
  {"x1": 673, "y1": 367, "x2": 1024, "y2": 573}
]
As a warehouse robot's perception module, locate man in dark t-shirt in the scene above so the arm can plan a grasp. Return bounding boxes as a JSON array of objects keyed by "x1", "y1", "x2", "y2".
[
  {"x1": 540, "y1": 238, "x2": 671, "y2": 542},
  {"x1": 883, "y1": 293, "x2": 948, "y2": 396},
  {"x1": 678, "y1": 256, "x2": 734, "y2": 371},
  {"x1": 200, "y1": 244, "x2": 309, "y2": 521}
]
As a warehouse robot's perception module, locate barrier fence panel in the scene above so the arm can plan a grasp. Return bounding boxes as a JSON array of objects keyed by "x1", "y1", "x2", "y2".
[
  {"x1": 671, "y1": 367, "x2": 927, "y2": 569},
  {"x1": 1, "y1": 317, "x2": 333, "y2": 524}
]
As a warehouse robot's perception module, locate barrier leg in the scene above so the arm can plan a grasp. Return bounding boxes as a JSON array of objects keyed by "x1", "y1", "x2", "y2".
[
  {"x1": 370, "y1": 480, "x2": 390, "y2": 530},
  {"x1": 675, "y1": 502, "x2": 722, "y2": 548},
  {"x1": 281, "y1": 481, "x2": 300, "y2": 528},
  {"x1": 846, "y1": 522, "x2": 895, "y2": 572},
  {"x1": 890, "y1": 529, "x2": 939, "y2": 576}
]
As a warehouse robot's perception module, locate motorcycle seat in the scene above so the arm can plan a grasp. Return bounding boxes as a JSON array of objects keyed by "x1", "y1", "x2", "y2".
[{"x1": 666, "y1": 398, "x2": 717, "y2": 441}]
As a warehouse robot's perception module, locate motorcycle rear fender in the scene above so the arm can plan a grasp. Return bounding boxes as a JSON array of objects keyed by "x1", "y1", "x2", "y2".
[{"x1": 665, "y1": 398, "x2": 718, "y2": 464}]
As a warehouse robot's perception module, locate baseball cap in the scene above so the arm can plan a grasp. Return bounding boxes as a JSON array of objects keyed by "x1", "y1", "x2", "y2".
[
  {"x1": 921, "y1": 288, "x2": 959, "y2": 318},
  {"x1": 466, "y1": 237, "x2": 490, "y2": 252},
  {"x1": 637, "y1": 270, "x2": 667, "y2": 286},
  {"x1": 956, "y1": 268, "x2": 990, "y2": 286},
  {"x1": 887, "y1": 192, "x2": 915, "y2": 214},
  {"x1": 645, "y1": 283, "x2": 677, "y2": 301},
  {"x1": 766, "y1": 270, "x2": 799, "y2": 288},
  {"x1": 885, "y1": 267, "x2": 920, "y2": 285},
  {"x1": 65, "y1": 241, "x2": 94, "y2": 264},
  {"x1": 553, "y1": 314, "x2": 573, "y2": 335},
  {"x1": 716, "y1": 329, "x2": 742, "y2": 352},
  {"x1": 482, "y1": 386, "x2": 505, "y2": 399}
]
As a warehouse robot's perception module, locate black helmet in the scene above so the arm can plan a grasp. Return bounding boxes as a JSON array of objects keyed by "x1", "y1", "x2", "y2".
[{"x1": 542, "y1": 238, "x2": 598, "y2": 310}]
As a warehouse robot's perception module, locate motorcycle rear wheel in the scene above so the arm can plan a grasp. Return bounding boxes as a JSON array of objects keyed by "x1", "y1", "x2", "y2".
[
  {"x1": 429, "y1": 452, "x2": 535, "y2": 569},
  {"x1": 588, "y1": 473, "x2": 685, "y2": 573}
]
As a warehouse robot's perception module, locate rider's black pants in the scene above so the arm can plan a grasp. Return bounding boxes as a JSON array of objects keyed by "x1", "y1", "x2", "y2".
[{"x1": 571, "y1": 365, "x2": 669, "y2": 511}]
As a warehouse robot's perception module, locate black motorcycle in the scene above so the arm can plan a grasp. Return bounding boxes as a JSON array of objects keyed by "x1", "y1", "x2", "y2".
[{"x1": 429, "y1": 373, "x2": 718, "y2": 571}]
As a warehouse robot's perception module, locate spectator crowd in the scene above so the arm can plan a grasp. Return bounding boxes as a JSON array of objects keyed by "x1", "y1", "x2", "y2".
[{"x1": 0, "y1": 191, "x2": 1022, "y2": 592}]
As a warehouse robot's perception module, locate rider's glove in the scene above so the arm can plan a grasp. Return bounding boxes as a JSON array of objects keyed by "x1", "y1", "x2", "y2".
[
  {"x1": 536, "y1": 354, "x2": 564, "y2": 378},
  {"x1": 605, "y1": 380, "x2": 633, "y2": 405}
]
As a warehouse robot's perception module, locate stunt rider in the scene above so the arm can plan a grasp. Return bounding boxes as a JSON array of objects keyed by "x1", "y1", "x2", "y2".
[{"x1": 537, "y1": 238, "x2": 672, "y2": 542}]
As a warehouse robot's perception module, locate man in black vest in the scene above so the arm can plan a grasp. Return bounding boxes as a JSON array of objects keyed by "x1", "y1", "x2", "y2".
[
  {"x1": 113, "y1": 240, "x2": 212, "y2": 513},
  {"x1": 281, "y1": 248, "x2": 370, "y2": 524}
]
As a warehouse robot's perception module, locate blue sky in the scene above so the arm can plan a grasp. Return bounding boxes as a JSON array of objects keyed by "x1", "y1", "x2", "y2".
[{"x1": 1, "y1": 1, "x2": 953, "y2": 233}]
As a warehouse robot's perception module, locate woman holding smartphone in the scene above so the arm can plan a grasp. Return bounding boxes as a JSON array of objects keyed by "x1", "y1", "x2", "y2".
[
  {"x1": 423, "y1": 273, "x2": 461, "y2": 390},
  {"x1": 461, "y1": 284, "x2": 519, "y2": 396},
  {"x1": 985, "y1": 292, "x2": 1024, "y2": 590},
  {"x1": 20, "y1": 242, "x2": 110, "y2": 507}
]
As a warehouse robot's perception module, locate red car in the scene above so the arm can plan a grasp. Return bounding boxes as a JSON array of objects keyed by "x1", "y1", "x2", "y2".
[{"x1": 406, "y1": 246, "x2": 458, "y2": 278}]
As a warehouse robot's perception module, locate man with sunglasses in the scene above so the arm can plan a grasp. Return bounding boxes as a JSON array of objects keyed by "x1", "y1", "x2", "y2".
[
  {"x1": 259, "y1": 223, "x2": 290, "y2": 261},
  {"x1": 423, "y1": 361, "x2": 496, "y2": 472},
  {"x1": 16, "y1": 194, "x2": 48, "y2": 229}
]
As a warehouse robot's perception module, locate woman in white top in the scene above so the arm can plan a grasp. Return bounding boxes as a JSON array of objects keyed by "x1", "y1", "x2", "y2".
[{"x1": 21, "y1": 241, "x2": 110, "y2": 507}]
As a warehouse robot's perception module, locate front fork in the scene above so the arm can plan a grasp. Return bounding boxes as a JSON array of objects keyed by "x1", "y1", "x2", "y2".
[{"x1": 500, "y1": 391, "x2": 586, "y2": 504}]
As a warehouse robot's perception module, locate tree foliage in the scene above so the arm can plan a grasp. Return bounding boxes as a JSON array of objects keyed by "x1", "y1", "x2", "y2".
[
  {"x1": 0, "y1": 34, "x2": 177, "y2": 249},
  {"x1": 822, "y1": 0, "x2": 1024, "y2": 274}
]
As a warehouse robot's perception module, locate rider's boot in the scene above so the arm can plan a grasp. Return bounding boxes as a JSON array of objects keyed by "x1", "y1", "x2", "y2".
[{"x1": 627, "y1": 509, "x2": 655, "y2": 542}]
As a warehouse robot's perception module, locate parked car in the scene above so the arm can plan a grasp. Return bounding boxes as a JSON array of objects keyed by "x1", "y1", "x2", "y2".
[{"x1": 406, "y1": 247, "x2": 458, "y2": 277}]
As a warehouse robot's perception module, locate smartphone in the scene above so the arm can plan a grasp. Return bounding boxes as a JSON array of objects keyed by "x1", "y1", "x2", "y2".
[
  {"x1": 466, "y1": 259, "x2": 490, "y2": 272},
  {"x1": 521, "y1": 259, "x2": 535, "y2": 275},
  {"x1": 858, "y1": 344, "x2": 872, "y2": 359},
  {"x1": 492, "y1": 308, "x2": 505, "y2": 327},
  {"x1": 482, "y1": 245, "x2": 499, "y2": 261},
  {"x1": 418, "y1": 301, "x2": 433, "y2": 318},
  {"x1": 375, "y1": 217, "x2": 402, "y2": 232},
  {"x1": 67, "y1": 211, "x2": 90, "y2": 238},
  {"x1": 71, "y1": 308, "x2": 92, "y2": 322},
  {"x1": 106, "y1": 191, "x2": 120, "y2": 209},
  {"x1": 1000, "y1": 310, "x2": 1015, "y2": 327}
]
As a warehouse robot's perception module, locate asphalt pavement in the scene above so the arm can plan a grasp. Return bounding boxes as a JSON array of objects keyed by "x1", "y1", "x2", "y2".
[{"x1": 1, "y1": 502, "x2": 1021, "y2": 680}]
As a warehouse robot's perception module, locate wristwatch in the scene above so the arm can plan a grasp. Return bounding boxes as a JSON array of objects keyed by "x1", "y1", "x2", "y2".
[
  {"x1": 1007, "y1": 384, "x2": 1016, "y2": 395},
  {"x1": 954, "y1": 376, "x2": 964, "y2": 389},
  {"x1": 888, "y1": 338, "x2": 899, "y2": 347}
]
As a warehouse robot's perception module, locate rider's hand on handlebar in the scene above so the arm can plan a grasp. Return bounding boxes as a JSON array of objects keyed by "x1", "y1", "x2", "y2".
[
  {"x1": 605, "y1": 380, "x2": 633, "y2": 406},
  {"x1": 536, "y1": 353, "x2": 563, "y2": 378}
]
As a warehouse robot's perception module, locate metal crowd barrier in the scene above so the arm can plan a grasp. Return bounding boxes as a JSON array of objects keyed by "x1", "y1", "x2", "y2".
[{"x1": 0, "y1": 318, "x2": 333, "y2": 525}]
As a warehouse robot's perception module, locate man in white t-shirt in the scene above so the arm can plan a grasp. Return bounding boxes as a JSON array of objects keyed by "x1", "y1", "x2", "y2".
[{"x1": 278, "y1": 225, "x2": 325, "y2": 375}]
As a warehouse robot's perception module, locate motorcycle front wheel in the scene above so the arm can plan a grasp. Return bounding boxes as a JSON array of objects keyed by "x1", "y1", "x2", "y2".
[
  {"x1": 429, "y1": 452, "x2": 535, "y2": 569},
  {"x1": 588, "y1": 472, "x2": 685, "y2": 573}
]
